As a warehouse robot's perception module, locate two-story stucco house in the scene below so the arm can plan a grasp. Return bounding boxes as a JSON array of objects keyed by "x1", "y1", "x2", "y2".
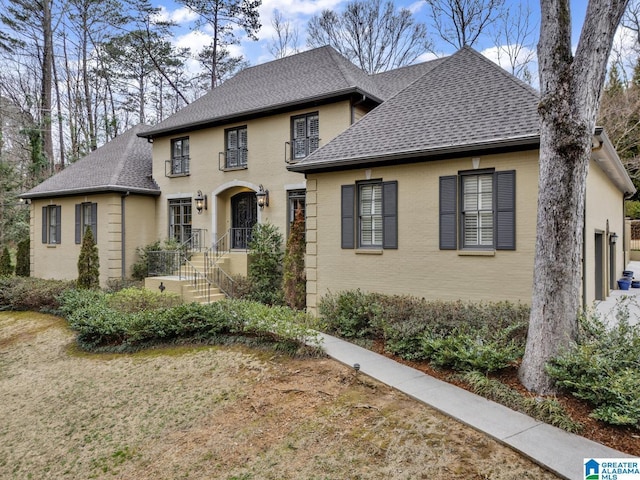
[{"x1": 21, "y1": 46, "x2": 635, "y2": 311}]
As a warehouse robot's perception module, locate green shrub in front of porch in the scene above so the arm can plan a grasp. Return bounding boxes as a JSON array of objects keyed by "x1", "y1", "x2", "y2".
[
  {"x1": 247, "y1": 222, "x2": 284, "y2": 305},
  {"x1": 59, "y1": 287, "x2": 320, "y2": 353}
]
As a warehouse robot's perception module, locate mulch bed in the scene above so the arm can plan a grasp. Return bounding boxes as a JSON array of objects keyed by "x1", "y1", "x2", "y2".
[{"x1": 370, "y1": 341, "x2": 640, "y2": 456}]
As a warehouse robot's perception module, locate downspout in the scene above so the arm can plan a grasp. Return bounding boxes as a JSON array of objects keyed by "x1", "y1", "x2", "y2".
[
  {"x1": 351, "y1": 94, "x2": 367, "y2": 125},
  {"x1": 121, "y1": 192, "x2": 130, "y2": 280}
]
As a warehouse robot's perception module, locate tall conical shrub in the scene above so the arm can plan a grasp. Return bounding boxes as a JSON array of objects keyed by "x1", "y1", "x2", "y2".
[
  {"x1": 0, "y1": 246, "x2": 13, "y2": 276},
  {"x1": 283, "y1": 206, "x2": 306, "y2": 310},
  {"x1": 15, "y1": 238, "x2": 30, "y2": 277},
  {"x1": 77, "y1": 227, "x2": 100, "y2": 289}
]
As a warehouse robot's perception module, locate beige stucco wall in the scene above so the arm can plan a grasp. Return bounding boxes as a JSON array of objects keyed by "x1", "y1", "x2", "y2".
[
  {"x1": 151, "y1": 101, "x2": 354, "y2": 256},
  {"x1": 305, "y1": 152, "x2": 541, "y2": 312},
  {"x1": 584, "y1": 158, "x2": 627, "y2": 305},
  {"x1": 30, "y1": 193, "x2": 157, "y2": 287}
]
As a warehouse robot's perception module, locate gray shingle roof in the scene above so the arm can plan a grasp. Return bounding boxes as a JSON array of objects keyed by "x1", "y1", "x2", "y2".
[
  {"x1": 372, "y1": 57, "x2": 446, "y2": 98},
  {"x1": 289, "y1": 47, "x2": 541, "y2": 172},
  {"x1": 23, "y1": 124, "x2": 159, "y2": 198},
  {"x1": 140, "y1": 46, "x2": 398, "y2": 138}
]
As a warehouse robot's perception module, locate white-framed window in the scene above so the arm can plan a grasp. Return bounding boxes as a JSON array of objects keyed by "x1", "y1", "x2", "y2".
[
  {"x1": 341, "y1": 180, "x2": 397, "y2": 250},
  {"x1": 439, "y1": 170, "x2": 515, "y2": 251},
  {"x1": 359, "y1": 183, "x2": 383, "y2": 247},
  {"x1": 461, "y1": 174, "x2": 494, "y2": 248}
]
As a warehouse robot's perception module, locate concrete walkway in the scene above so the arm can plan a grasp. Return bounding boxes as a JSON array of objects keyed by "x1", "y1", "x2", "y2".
[{"x1": 317, "y1": 332, "x2": 631, "y2": 480}]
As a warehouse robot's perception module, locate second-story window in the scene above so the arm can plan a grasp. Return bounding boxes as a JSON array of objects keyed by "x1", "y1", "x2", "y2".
[
  {"x1": 171, "y1": 137, "x2": 190, "y2": 175},
  {"x1": 292, "y1": 112, "x2": 319, "y2": 160},
  {"x1": 225, "y1": 126, "x2": 248, "y2": 169}
]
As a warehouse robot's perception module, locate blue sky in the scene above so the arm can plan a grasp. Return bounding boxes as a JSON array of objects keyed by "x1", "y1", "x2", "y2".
[{"x1": 152, "y1": 0, "x2": 608, "y2": 76}]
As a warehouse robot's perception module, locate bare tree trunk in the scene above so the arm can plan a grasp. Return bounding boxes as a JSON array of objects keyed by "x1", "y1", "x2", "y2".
[
  {"x1": 52, "y1": 40, "x2": 65, "y2": 170},
  {"x1": 519, "y1": 0, "x2": 629, "y2": 394},
  {"x1": 41, "y1": 0, "x2": 54, "y2": 172}
]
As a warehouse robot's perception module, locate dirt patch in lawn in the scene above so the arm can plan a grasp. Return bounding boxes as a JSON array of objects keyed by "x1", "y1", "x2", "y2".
[{"x1": 0, "y1": 313, "x2": 560, "y2": 480}]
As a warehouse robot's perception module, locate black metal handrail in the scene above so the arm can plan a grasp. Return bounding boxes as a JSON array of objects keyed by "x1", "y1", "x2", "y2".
[{"x1": 165, "y1": 155, "x2": 190, "y2": 176}]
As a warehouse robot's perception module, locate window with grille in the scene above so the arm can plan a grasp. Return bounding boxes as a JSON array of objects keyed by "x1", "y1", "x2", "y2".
[
  {"x1": 42, "y1": 205, "x2": 61, "y2": 244},
  {"x1": 341, "y1": 181, "x2": 397, "y2": 250},
  {"x1": 292, "y1": 113, "x2": 319, "y2": 160},
  {"x1": 462, "y1": 174, "x2": 494, "y2": 247},
  {"x1": 439, "y1": 170, "x2": 515, "y2": 251},
  {"x1": 75, "y1": 202, "x2": 97, "y2": 243},
  {"x1": 171, "y1": 137, "x2": 190, "y2": 175},
  {"x1": 225, "y1": 126, "x2": 248, "y2": 168}
]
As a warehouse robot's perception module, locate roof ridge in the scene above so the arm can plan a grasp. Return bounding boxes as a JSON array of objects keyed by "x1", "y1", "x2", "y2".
[
  {"x1": 458, "y1": 46, "x2": 540, "y2": 99},
  {"x1": 325, "y1": 47, "x2": 364, "y2": 87},
  {"x1": 111, "y1": 126, "x2": 140, "y2": 186}
]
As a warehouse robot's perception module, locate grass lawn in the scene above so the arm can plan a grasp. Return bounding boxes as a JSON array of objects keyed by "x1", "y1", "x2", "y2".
[{"x1": 0, "y1": 312, "x2": 560, "y2": 479}]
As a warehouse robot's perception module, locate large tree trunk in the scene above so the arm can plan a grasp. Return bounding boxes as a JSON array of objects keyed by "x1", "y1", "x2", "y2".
[{"x1": 519, "y1": 0, "x2": 629, "y2": 394}]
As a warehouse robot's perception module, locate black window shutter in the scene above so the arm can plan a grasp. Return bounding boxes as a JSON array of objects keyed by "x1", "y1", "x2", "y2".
[
  {"x1": 382, "y1": 181, "x2": 398, "y2": 249},
  {"x1": 91, "y1": 203, "x2": 98, "y2": 242},
  {"x1": 55, "y1": 206, "x2": 62, "y2": 244},
  {"x1": 495, "y1": 170, "x2": 516, "y2": 250},
  {"x1": 42, "y1": 207, "x2": 48, "y2": 244},
  {"x1": 439, "y1": 176, "x2": 457, "y2": 250},
  {"x1": 341, "y1": 185, "x2": 355, "y2": 249},
  {"x1": 75, "y1": 204, "x2": 81, "y2": 244}
]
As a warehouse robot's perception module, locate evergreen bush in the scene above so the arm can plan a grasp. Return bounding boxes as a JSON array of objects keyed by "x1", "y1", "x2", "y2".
[
  {"x1": 283, "y1": 206, "x2": 306, "y2": 310},
  {"x1": 0, "y1": 246, "x2": 14, "y2": 276},
  {"x1": 547, "y1": 300, "x2": 640, "y2": 427},
  {"x1": 15, "y1": 238, "x2": 30, "y2": 277},
  {"x1": 247, "y1": 222, "x2": 284, "y2": 305},
  {"x1": 77, "y1": 227, "x2": 100, "y2": 289}
]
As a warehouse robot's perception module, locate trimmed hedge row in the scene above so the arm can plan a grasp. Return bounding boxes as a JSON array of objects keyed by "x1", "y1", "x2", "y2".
[{"x1": 58, "y1": 288, "x2": 320, "y2": 353}]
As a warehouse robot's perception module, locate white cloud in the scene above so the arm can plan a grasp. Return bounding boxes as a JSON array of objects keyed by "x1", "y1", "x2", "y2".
[
  {"x1": 175, "y1": 30, "x2": 211, "y2": 53},
  {"x1": 153, "y1": 5, "x2": 199, "y2": 25}
]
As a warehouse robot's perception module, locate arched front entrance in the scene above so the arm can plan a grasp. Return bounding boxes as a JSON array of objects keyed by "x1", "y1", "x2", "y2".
[{"x1": 231, "y1": 191, "x2": 257, "y2": 249}]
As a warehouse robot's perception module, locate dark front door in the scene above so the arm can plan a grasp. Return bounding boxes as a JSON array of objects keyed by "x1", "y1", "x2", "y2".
[{"x1": 231, "y1": 192, "x2": 257, "y2": 249}]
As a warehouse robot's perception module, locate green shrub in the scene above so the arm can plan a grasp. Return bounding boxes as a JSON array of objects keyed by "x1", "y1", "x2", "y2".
[
  {"x1": 625, "y1": 200, "x2": 640, "y2": 220},
  {"x1": 547, "y1": 301, "x2": 640, "y2": 427},
  {"x1": 421, "y1": 324, "x2": 525, "y2": 372},
  {"x1": 247, "y1": 223, "x2": 284, "y2": 305},
  {"x1": 0, "y1": 277, "x2": 75, "y2": 312},
  {"x1": 318, "y1": 289, "x2": 382, "y2": 338},
  {"x1": 59, "y1": 288, "x2": 320, "y2": 353},
  {"x1": 15, "y1": 238, "x2": 29, "y2": 277},
  {"x1": 0, "y1": 246, "x2": 14, "y2": 276},
  {"x1": 283, "y1": 206, "x2": 306, "y2": 310},
  {"x1": 131, "y1": 239, "x2": 181, "y2": 280},
  {"x1": 228, "y1": 274, "x2": 254, "y2": 300},
  {"x1": 77, "y1": 227, "x2": 99, "y2": 289},
  {"x1": 106, "y1": 287, "x2": 182, "y2": 313}
]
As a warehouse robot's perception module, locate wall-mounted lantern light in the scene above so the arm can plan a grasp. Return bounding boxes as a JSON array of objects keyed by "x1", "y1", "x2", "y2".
[
  {"x1": 256, "y1": 184, "x2": 269, "y2": 209},
  {"x1": 610, "y1": 232, "x2": 618, "y2": 245},
  {"x1": 194, "y1": 190, "x2": 207, "y2": 214}
]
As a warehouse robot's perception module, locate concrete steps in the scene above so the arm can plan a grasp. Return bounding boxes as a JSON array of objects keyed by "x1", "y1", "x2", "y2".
[{"x1": 144, "y1": 252, "x2": 234, "y2": 304}]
